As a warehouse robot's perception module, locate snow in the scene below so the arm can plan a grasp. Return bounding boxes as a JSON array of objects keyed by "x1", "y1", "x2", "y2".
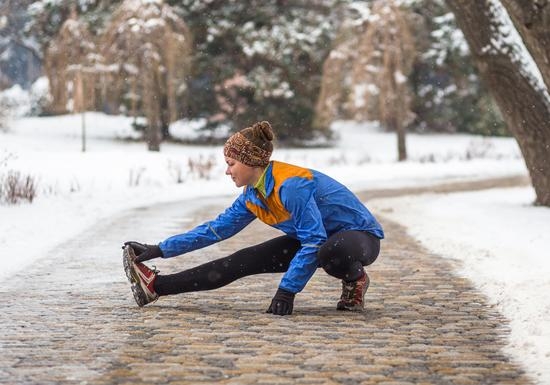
[
  {"x1": 426, "y1": 12, "x2": 470, "y2": 66},
  {"x1": 0, "y1": 84, "x2": 32, "y2": 117},
  {"x1": 485, "y1": 0, "x2": 550, "y2": 103},
  {"x1": 369, "y1": 188, "x2": 550, "y2": 384},
  {"x1": 1, "y1": 113, "x2": 549, "y2": 384},
  {"x1": 348, "y1": 2, "x2": 371, "y2": 26}
]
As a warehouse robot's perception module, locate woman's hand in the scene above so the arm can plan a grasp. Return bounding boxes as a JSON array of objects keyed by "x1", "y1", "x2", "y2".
[
  {"x1": 123, "y1": 241, "x2": 163, "y2": 263},
  {"x1": 266, "y1": 288, "x2": 295, "y2": 316}
]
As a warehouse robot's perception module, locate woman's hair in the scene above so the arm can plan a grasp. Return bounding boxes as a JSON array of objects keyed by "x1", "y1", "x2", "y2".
[
  {"x1": 240, "y1": 121, "x2": 274, "y2": 154},
  {"x1": 223, "y1": 121, "x2": 275, "y2": 167}
]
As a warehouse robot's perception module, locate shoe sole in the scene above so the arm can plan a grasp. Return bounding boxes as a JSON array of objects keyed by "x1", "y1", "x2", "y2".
[
  {"x1": 336, "y1": 273, "x2": 370, "y2": 311},
  {"x1": 122, "y1": 246, "x2": 148, "y2": 307}
]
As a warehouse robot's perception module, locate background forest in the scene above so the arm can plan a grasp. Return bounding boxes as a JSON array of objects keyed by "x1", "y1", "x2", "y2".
[
  {"x1": 1, "y1": 0, "x2": 549, "y2": 207},
  {"x1": 0, "y1": 0, "x2": 505, "y2": 146}
]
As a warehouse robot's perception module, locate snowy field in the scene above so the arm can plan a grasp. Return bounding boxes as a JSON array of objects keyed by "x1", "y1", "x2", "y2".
[{"x1": 1, "y1": 113, "x2": 548, "y2": 383}]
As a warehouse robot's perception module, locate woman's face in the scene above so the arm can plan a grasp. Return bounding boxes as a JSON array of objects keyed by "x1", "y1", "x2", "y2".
[{"x1": 225, "y1": 157, "x2": 259, "y2": 187}]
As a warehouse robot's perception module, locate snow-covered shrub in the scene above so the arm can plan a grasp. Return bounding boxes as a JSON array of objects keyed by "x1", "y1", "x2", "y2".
[
  {"x1": 0, "y1": 97, "x2": 8, "y2": 132},
  {"x1": 128, "y1": 167, "x2": 146, "y2": 187},
  {"x1": 0, "y1": 171, "x2": 37, "y2": 204},
  {"x1": 0, "y1": 151, "x2": 37, "y2": 204},
  {"x1": 29, "y1": 77, "x2": 52, "y2": 116},
  {"x1": 169, "y1": 118, "x2": 230, "y2": 144},
  {"x1": 0, "y1": 77, "x2": 51, "y2": 124},
  {"x1": 0, "y1": 150, "x2": 14, "y2": 167},
  {"x1": 0, "y1": 85, "x2": 31, "y2": 118},
  {"x1": 167, "y1": 160, "x2": 185, "y2": 184},
  {"x1": 464, "y1": 138, "x2": 495, "y2": 160},
  {"x1": 187, "y1": 155, "x2": 216, "y2": 180}
]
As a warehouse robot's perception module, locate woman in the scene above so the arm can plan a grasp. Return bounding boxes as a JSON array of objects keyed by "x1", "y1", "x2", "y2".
[{"x1": 123, "y1": 121, "x2": 383, "y2": 316}]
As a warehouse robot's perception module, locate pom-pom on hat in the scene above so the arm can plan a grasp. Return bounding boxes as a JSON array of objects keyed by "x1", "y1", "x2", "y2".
[{"x1": 223, "y1": 121, "x2": 274, "y2": 167}]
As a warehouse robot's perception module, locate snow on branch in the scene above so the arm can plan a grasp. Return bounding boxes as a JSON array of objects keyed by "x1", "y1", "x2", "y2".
[{"x1": 483, "y1": 0, "x2": 550, "y2": 103}]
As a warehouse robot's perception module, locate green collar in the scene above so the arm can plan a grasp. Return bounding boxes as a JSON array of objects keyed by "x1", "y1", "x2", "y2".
[{"x1": 253, "y1": 166, "x2": 269, "y2": 198}]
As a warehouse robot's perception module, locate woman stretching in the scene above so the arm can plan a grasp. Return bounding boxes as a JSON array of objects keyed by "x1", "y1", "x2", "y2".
[{"x1": 123, "y1": 121, "x2": 383, "y2": 316}]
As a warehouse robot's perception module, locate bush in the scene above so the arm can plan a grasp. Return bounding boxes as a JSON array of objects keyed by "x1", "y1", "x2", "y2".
[
  {"x1": 0, "y1": 171, "x2": 37, "y2": 204},
  {"x1": 188, "y1": 155, "x2": 216, "y2": 180},
  {"x1": 128, "y1": 167, "x2": 145, "y2": 187},
  {"x1": 0, "y1": 95, "x2": 10, "y2": 132}
]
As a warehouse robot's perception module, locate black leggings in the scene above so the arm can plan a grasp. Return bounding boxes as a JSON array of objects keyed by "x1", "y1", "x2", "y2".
[{"x1": 154, "y1": 231, "x2": 380, "y2": 296}]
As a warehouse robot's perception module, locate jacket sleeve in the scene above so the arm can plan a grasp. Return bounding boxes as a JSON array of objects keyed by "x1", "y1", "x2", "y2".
[
  {"x1": 278, "y1": 177, "x2": 327, "y2": 293},
  {"x1": 158, "y1": 194, "x2": 256, "y2": 258}
]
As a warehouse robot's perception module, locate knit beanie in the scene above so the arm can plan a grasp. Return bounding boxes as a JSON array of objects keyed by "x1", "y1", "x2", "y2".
[{"x1": 223, "y1": 121, "x2": 274, "y2": 167}]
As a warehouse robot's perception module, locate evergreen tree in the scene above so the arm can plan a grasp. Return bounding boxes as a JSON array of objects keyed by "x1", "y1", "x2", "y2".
[
  {"x1": 409, "y1": 0, "x2": 507, "y2": 135},
  {"x1": 174, "y1": 0, "x2": 343, "y2": 143},
  {"x1": 0, "y1": 0, "x2": 41, "y2": 89}
]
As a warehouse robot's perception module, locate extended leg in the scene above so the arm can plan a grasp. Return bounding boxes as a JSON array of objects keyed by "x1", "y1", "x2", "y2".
[{"x1": 154, "y1": 235, "x2": 301, "y2": 296}]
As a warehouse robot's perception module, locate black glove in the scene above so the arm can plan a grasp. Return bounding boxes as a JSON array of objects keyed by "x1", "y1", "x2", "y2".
[
  {"x1": 123, "y1": 241, "x2": 163, "y2": 263},
  {"x1": 266, "y1": 288, "x2": 295, "y2": 316}
]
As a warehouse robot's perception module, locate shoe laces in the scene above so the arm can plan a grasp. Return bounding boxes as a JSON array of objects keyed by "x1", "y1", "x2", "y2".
[{"x1": 341, "y1": 280, "x2": 357, "y2": 300}]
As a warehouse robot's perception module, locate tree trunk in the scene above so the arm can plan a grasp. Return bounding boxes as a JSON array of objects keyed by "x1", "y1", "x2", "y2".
[
  {"x1": 160, "y1": 91, "x2": 171, "y2": 140},
  {"x1": 397, "y1": 120, "x2": 407, "y2": 162},
  {"x1": 144, "y1": 70, "x2": 161, "y2": 152},
  {"x1": 447, "y1": 0, "x2": 550, "y2": 206},
  {"x1": 500, "y1": 0, "x2": 550, "y2": 88},
  {"x1": 165, "y1": 33, "x2": 178, "y2": 125}
]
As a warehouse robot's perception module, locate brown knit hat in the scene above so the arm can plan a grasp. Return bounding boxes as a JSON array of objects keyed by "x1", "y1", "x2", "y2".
[{"x1": 223, "y1": 121, "x2": 274, "y2": 167}]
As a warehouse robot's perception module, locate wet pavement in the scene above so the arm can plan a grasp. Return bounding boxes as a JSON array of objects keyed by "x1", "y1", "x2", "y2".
[{"x1": 0, "y1": 180, "x2": 532, "y2": 384}]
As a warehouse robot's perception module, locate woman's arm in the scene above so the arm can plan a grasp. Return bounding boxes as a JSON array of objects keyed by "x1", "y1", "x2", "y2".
[
  {"x1": 159, "y1": 194, "x2": 256, "y2": 258},
  {"x1": 278, "y1": 177, "x2": 327, "y2": 293}
]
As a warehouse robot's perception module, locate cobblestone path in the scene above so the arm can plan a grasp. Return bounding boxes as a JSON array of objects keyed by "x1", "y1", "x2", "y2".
[{"x1": 0, "y1": 178, "x2": 532, "y2": 384}]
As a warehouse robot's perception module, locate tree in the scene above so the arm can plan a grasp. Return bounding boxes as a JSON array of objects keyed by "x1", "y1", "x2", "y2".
[
  {"x1": 408, "y1": 0, "x2": 507, "y2": 136},
  {"x1": 175, "y1": 0, "x2": 341, "y2": 143},
  {"x1": 315, "y1": 0, "x2": 508, "y2": 138},
  {"x1": 101, "y1": 0, "x2": 191, "y2": 151},
  {"x1": 446, "y1": 0, "x2": 550, "y2": 206},
  {"x1": 313, "y1": 25, "x2": 358, "y2": 131},
  {"x1": 500, "y1": 0, "x2": 550, "y2": 88},
  {"x1": 0, "y1": 0, "x2": 42, "y2": 90},
  {"x1": 44, "y1": 7, "x2": 97, "y2": 114},
  {"x1": 358, "y1": 0, "x2": 415, "y2": 161},
  {"x1": 315, "y1": 0, "x2": 415, "y2": 160}
]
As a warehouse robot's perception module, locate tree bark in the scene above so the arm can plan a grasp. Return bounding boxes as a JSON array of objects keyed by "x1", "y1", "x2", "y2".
[
  {"x1": 397, "y1": 121, "x2": 407, "y2": 162},
  {"x1": 447, "y1": 0, "x2": 550, "y2": 206},
  {"x1": 500, "y1": 0, "x2": 550, "y2": 88},
  {"x1": 143, "y1": 68, "x2": 161, "y2": 152}
]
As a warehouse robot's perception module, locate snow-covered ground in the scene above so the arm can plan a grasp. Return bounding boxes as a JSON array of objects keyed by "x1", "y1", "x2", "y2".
[
  {"x1": 369, "y1": 189, "x2": 549, "y2": 384},
  {"x1": 1, "y1": 113, "x2": 548, "y2": 383}
]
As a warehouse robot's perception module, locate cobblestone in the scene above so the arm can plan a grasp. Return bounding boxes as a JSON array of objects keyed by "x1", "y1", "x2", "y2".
[{"x1": 0, "y1": 181, "x2": 533, "y2": 384}]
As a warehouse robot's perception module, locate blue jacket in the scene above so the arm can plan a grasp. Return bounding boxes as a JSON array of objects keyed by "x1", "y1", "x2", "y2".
[{"x1": 159, "y1": 161, "x2": 384, "y2": 293}]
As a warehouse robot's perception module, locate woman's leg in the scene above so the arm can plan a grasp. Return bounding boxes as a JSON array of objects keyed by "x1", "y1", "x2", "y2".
[
  {"x1": 154, "y1": 235, "x2": 301, "y2": 296},
  {"x1": 318, "y1": 230, "x2": 380, "y2": 282}
]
